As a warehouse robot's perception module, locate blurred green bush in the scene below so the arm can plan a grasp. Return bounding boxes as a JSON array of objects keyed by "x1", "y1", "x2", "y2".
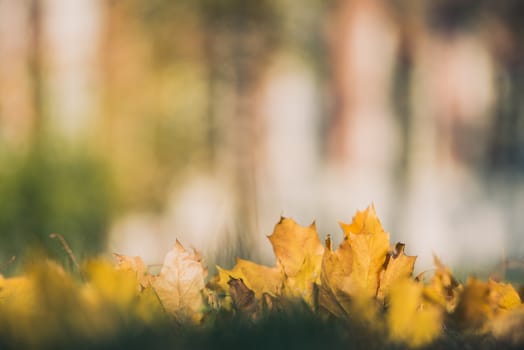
[{"x1": 0, "y1": 142, "x2": 114, "y2": 274}]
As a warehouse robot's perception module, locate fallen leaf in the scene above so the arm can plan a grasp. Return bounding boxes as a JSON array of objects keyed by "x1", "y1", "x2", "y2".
[
  {"x1": 281, "y1": 254, "x2": 319, "y2": 307},
  {"x1": 340, "y1": 204, "x2": 384, "y2": 240},
  {"x1": 213, "y1": 258, "x2": 280, "y2": 298},
  {"x1": 387, "y1": 278, "x2": 443, "y2": 347},
  {"x1": 377, "y1": 242, "x2": 416, "y2": 303},
  {"x1": 488, "y1": 278, "x2": 521, "y2": 311},
  {"x1": 228, "y1": 277, "x2": 257, "y2": 317},
  {"x1": 152, "y1": 240, "x2": 207, "y2": 323},
  {"x1": 339, "y1": 205, "x2": 390, "y2": 298},
  {"x1": 85, "y1": 259, "x2": 138, "y2": 311},
  {"x1": 0, "y1": 275, "x2": 34, "y2": 306},
  {"x1": 318, "y1": 238, "x2": 353, "y2": 317},
  {"x1": 491, "y1": 306, "x2": 524, "y2": 345},
  {"x1": 216, "y1": 217, "x2": 323, "y2": 309},
  {"x1": 114, "y1": 253, "x2": 150, "y2": 290},
  {"x1": 319, "y1": 205, "x2": 406, "y2": 318},
  {"x1": 424, "y1": 255, "x2": 462, "y2": 313},
  {"x1": 268, "y1": 217, "x2": 324, "y2": 279},
  {"x1": 453, "y1": 277, "x2": 522, "y2": 333}
]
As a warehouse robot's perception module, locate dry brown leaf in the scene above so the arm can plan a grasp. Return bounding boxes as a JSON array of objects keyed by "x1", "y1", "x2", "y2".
[{"x1": 227, "y1": 277, "x2": 257, "y2": 317}]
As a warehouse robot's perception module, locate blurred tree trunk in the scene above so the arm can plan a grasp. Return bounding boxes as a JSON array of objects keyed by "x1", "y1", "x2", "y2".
[
  {"x1": 325, "y1": 0, "x2": 400, "y2": 221},
  {"x1": 200, "y1": 1, "x2": 278, "y2": 262},
  {"x1": 485, "y1": 2, "x2": 524, "y2": 252},
  {"x1": 29, "y1": 0, "x2": 43, "y2": 141},
  {"x1": 0, "y1": 1, "x2": 34, "y2": 147}
]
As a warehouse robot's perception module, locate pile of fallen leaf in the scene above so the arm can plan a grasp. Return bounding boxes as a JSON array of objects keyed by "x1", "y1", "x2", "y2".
[{"x1": 0, "y1": 205, "x2": 523, "y2": 349}]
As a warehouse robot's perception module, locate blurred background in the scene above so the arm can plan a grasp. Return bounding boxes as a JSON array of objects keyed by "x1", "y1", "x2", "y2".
[{"x1": 1, "y1": 0, "x2": 524, "y2": 278}]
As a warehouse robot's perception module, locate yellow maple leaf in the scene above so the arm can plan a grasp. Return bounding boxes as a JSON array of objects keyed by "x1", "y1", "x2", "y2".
[
  {"x1": 491, "y1": 305, "x2": 524, "y2": 345},
  {"x1": 453, "y1": 277, "x2": 495, "y2": 331},
  {"x1": 0, "y1": 273, "x2": 37, "y2": 342},
  {"x1": 152, "y1": 240, "x2": 207, "y2": 323},
  {"x1": 114, "y1": 253, "x2": 151, "y2": 290},
  {"x1": 0, "y1": 259, "x2": 135, "y2": 346},
  {"x1": 339, "y1": 205, "x2": 390, "y2": 299},
  {"x1": 268, "y1": 217, "x2": 324, "y2": 279},
  {"x1": 340, "y1": 204, "x2": 384, "y2": 239},
  {"x1": 213, "y1": 258, "x2": 280, "y2": 298},
  {"x1": 387, "y1": 278, "x2": 443, "y2": 347},
  {"x1": 271, "y1": 219, "x2": 324, "y2": 308},
  {"x1": 318, "y1": 236, "x2": 354, "y2": 317},
  {"x1": 319, "y1": 205, "x2": 414, "y2": 318},
  {"x1": 488, "y1": 278, "x2": 522, "y2": 311},
  {"x1": 281, "y1": 254, "x2": 319, "y2": 306},
  {"x1": 85, "y1": 259, "x2": 137, "y2": 305},
  {"x1": 0, "y1": 275, "x2": 34, "y2": 310},
  {"x1": 424, "y1": 255, "x2": 462, "y2": 313},
  {"x1": 217, "y1": 217, "x2": 323, "y2": 309},
  {"x1": 453, "y1": 277, "x2": 522, "y2": 334},
  {"x1": 0, "y1": 262, "x2": 79, "y2": 347},
  {"x1": 377, "y1": 242, "x2": 416, "y2": 303}
]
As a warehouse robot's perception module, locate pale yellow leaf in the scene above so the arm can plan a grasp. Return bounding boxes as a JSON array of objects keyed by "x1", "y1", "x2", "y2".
[{"x1": 152, "y1": 240, "x2": 207, "y2": 323}]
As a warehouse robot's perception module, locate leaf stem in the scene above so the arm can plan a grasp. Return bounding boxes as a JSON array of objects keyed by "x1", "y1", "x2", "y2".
[{"x1": 50, "y1": 233, "x2": 81, "y2": 272}]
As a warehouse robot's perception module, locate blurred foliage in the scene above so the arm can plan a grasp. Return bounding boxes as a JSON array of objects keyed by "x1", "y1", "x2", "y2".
[
  {"x1": 2, "y1": 0, "x2": 524, "y2": 278},
  {"x1": 0, "y1": 141, "x2": 114, "y2": 273},
  {"x1": 96, "y1": 0, "x2": 329, "y2": 216}
]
